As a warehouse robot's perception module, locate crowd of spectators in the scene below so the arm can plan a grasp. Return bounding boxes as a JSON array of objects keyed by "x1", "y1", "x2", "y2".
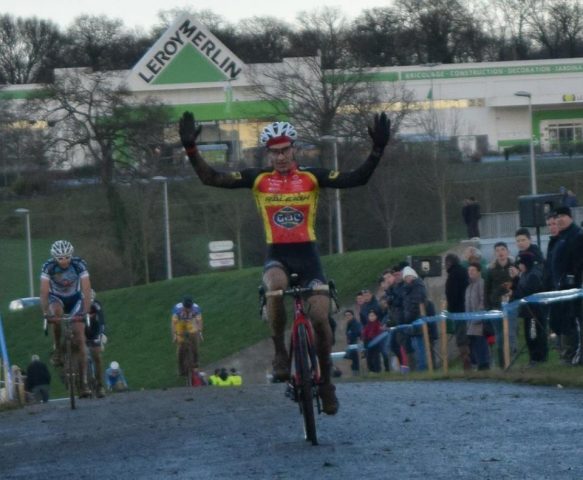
[{"x1": 341, "y1": 204, "x2": 583, "y2": 374}]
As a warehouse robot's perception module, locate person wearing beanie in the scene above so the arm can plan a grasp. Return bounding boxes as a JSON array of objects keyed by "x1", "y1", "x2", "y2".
[
  {"x1": 402, "y1": 266, "x2": 429, "y2": 370},
  {"x1": 401, "y1": 266, "x2": 418, "y2": 279},
  {"x1": 549, "y1": 203, "x2": 583, "y2": 364}
]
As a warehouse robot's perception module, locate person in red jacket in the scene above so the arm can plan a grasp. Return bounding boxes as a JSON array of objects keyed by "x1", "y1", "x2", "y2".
[{"x1": 362, "y1": 310, "x2": 384, "y2": 373}]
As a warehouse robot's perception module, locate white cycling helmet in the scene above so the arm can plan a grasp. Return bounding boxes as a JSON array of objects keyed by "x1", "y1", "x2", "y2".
[
  {"x1": 259, "y1": 121, "x2": 297, "y2": 147},
  {"x1": 50, "y1": 240, "x2": 74, "y2": 258},
  {"x1": 110, "y1": 361, "x2": 119, "y2": 370}
]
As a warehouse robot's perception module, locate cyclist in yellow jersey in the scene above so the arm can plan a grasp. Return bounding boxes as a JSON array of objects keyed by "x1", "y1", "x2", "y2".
[
  {"x1": 171, "y1": 295, "x2": 203, "y2": 376},
  {"x1": 179, "y1": 111, "x2": 390, "y2": 415}
]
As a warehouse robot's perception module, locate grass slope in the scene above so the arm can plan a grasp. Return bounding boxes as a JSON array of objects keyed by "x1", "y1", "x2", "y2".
[{"x1": 2, "y1": 243, "x2": 449, "y2": 394}]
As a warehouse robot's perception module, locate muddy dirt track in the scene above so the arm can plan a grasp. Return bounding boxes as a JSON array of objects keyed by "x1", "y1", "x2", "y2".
[{"x1": 1, "y1": 380, "x2": 582, "y2": 479}]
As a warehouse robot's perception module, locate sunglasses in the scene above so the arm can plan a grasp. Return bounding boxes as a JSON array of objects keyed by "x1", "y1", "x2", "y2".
[
  {"x1": 56, "y1": 256, "x2": 72, "y2": 262},
  {"x1": 267, "y1": 146, "x2": 292, "y2": 156}
]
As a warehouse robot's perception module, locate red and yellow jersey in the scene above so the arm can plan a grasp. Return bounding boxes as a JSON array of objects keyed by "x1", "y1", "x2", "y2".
[
  {"x1": 189, "y1": 155, "x2": 381, "y2": 245},
  {"x1": 253, "y1": 168, "x2": 320, "y2": 244}
]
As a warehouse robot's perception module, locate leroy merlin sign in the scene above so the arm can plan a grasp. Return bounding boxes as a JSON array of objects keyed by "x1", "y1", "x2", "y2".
[{"x1": 132, "y1": 14, "x2": 244, "y2": 87}]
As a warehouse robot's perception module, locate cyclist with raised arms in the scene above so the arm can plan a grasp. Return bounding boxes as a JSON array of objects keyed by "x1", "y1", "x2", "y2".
[
  {"x1": 179, "y1": 112, "x2": 390, "y2": 415},
  {"x1": 40, "y1": 240, "x2": 93, "y2": 397}
]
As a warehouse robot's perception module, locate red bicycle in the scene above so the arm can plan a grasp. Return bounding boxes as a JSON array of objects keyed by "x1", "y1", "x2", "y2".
[{"x1": 264, "y1": 274, "x2": 335, "y2": 445}]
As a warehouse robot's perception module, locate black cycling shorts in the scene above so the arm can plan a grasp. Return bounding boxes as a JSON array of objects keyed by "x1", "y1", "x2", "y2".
[{"x1": 264, "y1": 242, "x2": 326, "y2": 287}]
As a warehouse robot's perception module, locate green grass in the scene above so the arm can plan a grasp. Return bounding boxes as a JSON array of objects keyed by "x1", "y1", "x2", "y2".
[
  {"x1": 0, "y1": 239, "x2": 52, "y2": 310},
  {"x1": 5, "y1": 240, "x2": 581, "y2": 397},
  {"x1": 1, "y1": 242, "x2": 450, "y2": 395}
]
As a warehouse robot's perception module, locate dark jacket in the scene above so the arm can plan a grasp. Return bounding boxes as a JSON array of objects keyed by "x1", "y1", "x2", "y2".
[
  {"x1": 544, "y1": 235, "x2": 559, "y2": 290},
  {"x1": 514, "y1": 266, "x2": 545, "y2": 318},
  {"x1": 345, "y1": 318, "x2": 362, "y2": 345},
  {"x1": 359, "y1": 297, "x2": 381, "y2": 327},
  {"x1": 446, "y1": 263, "x2": 469, "y2": 313},
  {"x1": 485, "y1": 260, "x2": 512, "y2": 310},
  {"x1": 550, "y1": 222, "x2": 583, "y2": 290},
  {"x1": 403, "y1": 278, "x2": 428, "y2": 324},
  {"x1": 386, "y1": 281, "x2": 406, "y2": 325},
  {"x1": 25, "y1": 360, "x2": 51, "y2": 391}
]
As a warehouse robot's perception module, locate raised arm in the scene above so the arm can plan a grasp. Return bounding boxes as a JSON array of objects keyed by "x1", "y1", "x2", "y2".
[
  {"x1": 318, "y1": 112, "x2": 391, "y2": 188},
  {"x1": 179, "y1": 112, "x2": 253, "y2": 188}
]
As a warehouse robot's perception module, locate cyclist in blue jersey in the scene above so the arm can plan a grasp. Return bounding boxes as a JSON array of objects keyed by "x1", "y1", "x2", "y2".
[{"x1": 39, "y1": 240, "x2": 93, "y2": 397}]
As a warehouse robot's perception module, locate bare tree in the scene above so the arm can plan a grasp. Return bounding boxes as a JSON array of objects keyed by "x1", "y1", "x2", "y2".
[
  {"x1": 63, "y1": 15, "x2": 151, "y2": 71},
  {"x1": 0, "y1": 15, "x2": 62, "y2": 84},
  {"x1": 526, "y1": 0, "x2": 583, "y2": 58},
  {"x1": 26, "y1": 68, "x2": 171, "y2": 281},
  {"x1": 246, "y1": 8, "x2": 415, "y2": 148},
  {"x1": 406, "y1": 102, "x2": 465, "y2": 242}
]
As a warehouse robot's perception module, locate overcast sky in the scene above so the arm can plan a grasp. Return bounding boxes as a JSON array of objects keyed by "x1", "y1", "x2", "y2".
[{"x1": 3, "y1": 1, "x2": 391, "y2": 31}]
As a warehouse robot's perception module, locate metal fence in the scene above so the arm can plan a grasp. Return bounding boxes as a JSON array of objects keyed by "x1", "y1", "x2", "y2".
[{"x1": 480, "y1": 206, "x2": 583, "y2": 239}]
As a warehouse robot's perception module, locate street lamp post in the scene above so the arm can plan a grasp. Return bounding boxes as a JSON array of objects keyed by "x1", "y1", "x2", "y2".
[
  {"x1": 320, "y1": 136, "x2": 344, "y2": 254},
  {"x1": 152, "y1": 176, "x2": 173, "y2": 280},
  {"x1": 14, "y1": 208, "x2": 34, "y2": 297},
  {"x1": 514, "y1": 91, "x2": 537, "y2": 194}
]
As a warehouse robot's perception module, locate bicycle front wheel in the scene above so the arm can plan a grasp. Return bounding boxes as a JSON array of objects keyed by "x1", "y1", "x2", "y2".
[
  {"x1": 296, "y1": 324, "x2": 318, "y2": 445},
  {"x1": 65, "y1": 339, "x2": 76, "y2": 410}
]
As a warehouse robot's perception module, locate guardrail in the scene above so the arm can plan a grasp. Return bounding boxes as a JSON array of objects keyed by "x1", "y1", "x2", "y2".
[{"x1": 333, "y1": 288, "x2": 583, "y2": 373}]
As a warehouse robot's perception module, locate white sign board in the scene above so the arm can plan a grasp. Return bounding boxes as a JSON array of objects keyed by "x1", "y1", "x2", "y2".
[
  {"x1": 210, "y1": 258, "x2": 235, "y2": 268},
  {"x1": 209, "y1": 251, "x2": 234, "y2": 260},
  {"x1": 209, "y1": 240, "x2": 234, "y2": 252}
]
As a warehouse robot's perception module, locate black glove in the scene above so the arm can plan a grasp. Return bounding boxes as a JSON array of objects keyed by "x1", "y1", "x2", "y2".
[
  {"x1": 367, "y1": 112, "x2": 390, "y2": 154},
  {"x1": 179, "y1": 111, "x2": 202, "y2": 154}
]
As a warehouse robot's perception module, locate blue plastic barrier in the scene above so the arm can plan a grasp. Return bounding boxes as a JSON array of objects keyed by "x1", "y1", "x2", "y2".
[{"x1": 0, "y1": 314, "x2": 14, "y2": 401}]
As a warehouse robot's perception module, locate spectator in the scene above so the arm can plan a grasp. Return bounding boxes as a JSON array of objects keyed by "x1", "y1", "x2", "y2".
[
  {"x1": 465, "y1": 264, "x2": 490, "y2": 370},
  {"x1": 228, "y1": 368, "x2": 243, "y2": 386},
  {"x1": 462, "y1": 197, "x2": 481, "y2": 239},
  {"x1": 548, "y1": 206, "x2": 583, "y2": 364},
  {"x1": 461, "y1": 246, "x2": 488, "y2": 278},
  {"x1": 214, "y1": 368, "x2": 231, "y2": 386},
  {"x1": 208, "y1": 369, "x2": 221, "y2": 385},
  {"x1": 86, "y1": 290, "x2": 106, "y2": 398},
  {"x1": 565, "y1": 189, "x2": 578, "y2": 207},
  {"x1": 105, "y1": 361, "x2": 128, "y2": 392},
  {"x1": 362, "y1": 310, "x2": 383, "y2": 373},
  {"x1": 25, "y1": 354, "x2": 51, "y2": 403},
  {"x1": 385, "y1": 264, "x2": 407, "y2": 367},
  {"x1": 514, "y1": 227, "x2": 544, "y2": 267},
  {"x1": 402, "y1": 266, "x2": 428, "y2": 370},
  {"x1": 560, "y1": 186, "x2": 578, "y2": 207},
  {"x1": 543, "y1": 213, "x2": 563, "y2": 356},
  {"x1": 512, "y1": 252, "x2": 547, "y2": 366},
  {"x1": 445, "y1": 253, "x2": 471, "y2": 371},
  {"x1": 359, "y1": 289, "x2": 381, "y2": 328},
  {"x1": 344, "y1": 309, "x2": 362, "y2": 376},
  {"x1": 485, "y1": 242, "x2": 515, "y2": 368}
]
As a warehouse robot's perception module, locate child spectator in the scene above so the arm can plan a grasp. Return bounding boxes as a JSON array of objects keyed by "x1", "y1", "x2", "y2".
[{"x1": 362, "y1": 310, "x2": 383, "y2": 373}]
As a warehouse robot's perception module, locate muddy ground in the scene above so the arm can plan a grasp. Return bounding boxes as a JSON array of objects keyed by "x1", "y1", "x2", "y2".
[{"x1": 1, "y1": 380, "x2": 582, "y2": 479}]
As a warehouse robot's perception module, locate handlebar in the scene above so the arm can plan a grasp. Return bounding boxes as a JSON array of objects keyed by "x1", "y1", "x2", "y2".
[
  {"x1": 266, "y1": 283, "x2": 330, "y2": 298},
  {"x1": 44, "y1": 313, "x2": 90, "y2": 334}
]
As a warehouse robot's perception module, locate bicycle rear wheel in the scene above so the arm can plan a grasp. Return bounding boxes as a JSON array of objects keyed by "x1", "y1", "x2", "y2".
[
  {"x1": 296, "y1": 324, "x2": 318, "y2": 445},
  {"x1": 180, "y1": 338, "x2": 196, "y2": 387}
]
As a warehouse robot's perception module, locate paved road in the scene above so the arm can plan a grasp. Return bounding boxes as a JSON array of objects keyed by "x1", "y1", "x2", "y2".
[{"x1": 1, "y1": 381, "x2": 582, "y2": 479}]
